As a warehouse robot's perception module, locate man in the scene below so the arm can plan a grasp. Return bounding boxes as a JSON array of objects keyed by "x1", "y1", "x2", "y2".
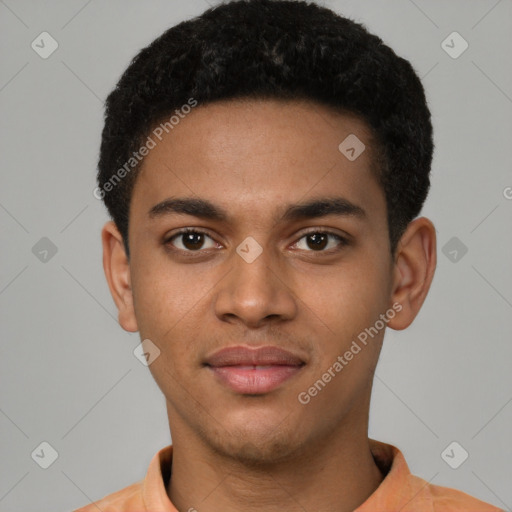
[{"x1": 76, "y1": 0, "x2": 502, "y2": 510}]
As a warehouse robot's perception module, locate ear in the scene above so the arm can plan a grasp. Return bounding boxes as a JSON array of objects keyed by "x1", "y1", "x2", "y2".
[
  {"x1": 101, "y1": 221, "x2": 138, "y2": 332},
  {"x1": 387, "y1": 217, "x2": 437, "y2": 330}
]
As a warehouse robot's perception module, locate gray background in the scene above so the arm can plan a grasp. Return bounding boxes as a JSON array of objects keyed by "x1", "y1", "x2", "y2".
[{"x1": 1, "y1": 0, "x2": 511, "y2": 511}]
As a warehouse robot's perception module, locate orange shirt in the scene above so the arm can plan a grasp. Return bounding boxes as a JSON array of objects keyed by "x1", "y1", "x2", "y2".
[{"x1": 73, "y1": 438, "x2": 503, "y2": 512}]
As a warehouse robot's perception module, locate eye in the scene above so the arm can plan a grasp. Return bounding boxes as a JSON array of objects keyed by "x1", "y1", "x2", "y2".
[
  {"x1": 292, "y1": 230, "x2": 348, "y2": 253},
  {"x1": 165, "y1": 228, "x2": 218, "y2": 252},
  {"x1": 164, "y1": 228, "x2": 349, "y2": 255}
]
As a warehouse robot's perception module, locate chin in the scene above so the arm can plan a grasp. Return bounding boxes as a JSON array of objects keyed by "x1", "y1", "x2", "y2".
[{"x1": 210, "y1": 425, "x2": 307, "y2": 468}]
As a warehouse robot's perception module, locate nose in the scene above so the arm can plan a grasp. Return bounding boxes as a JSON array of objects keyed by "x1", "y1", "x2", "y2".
[{"x1": 213, "y1": 243, "x2": 297, "y2": 329}]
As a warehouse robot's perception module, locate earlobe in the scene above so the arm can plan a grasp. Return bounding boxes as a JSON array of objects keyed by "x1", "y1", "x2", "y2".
[
  {"x1": 387, "y1": 217, "x2": 437, "y2": 331},
  {"x1": 101, "y1": 221, "x2": 138, "y2": 332}
]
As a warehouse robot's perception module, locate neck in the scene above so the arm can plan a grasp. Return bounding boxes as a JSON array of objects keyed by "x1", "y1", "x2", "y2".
[{"x1": 167, "y1": 425, "x2": 384, "y2": 512}]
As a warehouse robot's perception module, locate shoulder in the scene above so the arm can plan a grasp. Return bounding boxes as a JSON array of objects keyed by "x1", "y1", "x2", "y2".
[
  {"x1": 416, "y1": 475, "x2": 504, "y2": 512},
  {"x1": 72, "y1": 480, "x2": 145, "y2": 512},
  {"x1": 368, "y1": 440, "x2": 503, "y2": 512}
]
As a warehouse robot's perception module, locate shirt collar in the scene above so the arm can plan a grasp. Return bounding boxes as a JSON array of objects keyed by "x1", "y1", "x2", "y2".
[
  {"x1": 358, "y1": 438, "x2": 434, "y2": 512},
  {"x1": 142, "y1": 438, "x2": 434, "y2": 512}
]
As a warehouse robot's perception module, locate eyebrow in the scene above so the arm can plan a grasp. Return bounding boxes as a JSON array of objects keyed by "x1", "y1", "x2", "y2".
[{"x1": 147, "y1": 196, "x2": 366, "y2": 223}]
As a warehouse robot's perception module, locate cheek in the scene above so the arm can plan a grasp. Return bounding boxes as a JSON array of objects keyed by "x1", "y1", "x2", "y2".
[
  {"x1": 130, "y1": 263, "x2": 203, "y2": 396},
  {"x1": 295, "y1": 267, "x2": 387, "y2": 414},
  {"x1": 295, "y1": 256, "x2": 389, "y2": 339},
  {"x1": 129, "y1": 254, "x2": 218, "y2": 376},
  {"x1": 130, "y1": 249, "x2": 206, "y2": 333}
]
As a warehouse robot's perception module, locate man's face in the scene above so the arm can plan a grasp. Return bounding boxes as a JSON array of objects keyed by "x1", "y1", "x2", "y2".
[{"x1": 126, "y1": 99, "x2": 395, "y2": 463}]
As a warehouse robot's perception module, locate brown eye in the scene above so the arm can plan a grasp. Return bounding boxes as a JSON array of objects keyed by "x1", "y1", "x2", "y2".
[
  {"x1": 305, "y1": 233, "x2": 328, "y2": 250},
  {"x1": 166, "y1": 229, "x2": 217, "y2": 252},
  {"x1": 294, "y1": 231, "x2": 348, "y2": 252}
]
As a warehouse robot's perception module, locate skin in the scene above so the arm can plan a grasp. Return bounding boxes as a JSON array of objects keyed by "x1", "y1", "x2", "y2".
[{"x1": 102, "y1": 98, "x2": 436, "y2": 512}]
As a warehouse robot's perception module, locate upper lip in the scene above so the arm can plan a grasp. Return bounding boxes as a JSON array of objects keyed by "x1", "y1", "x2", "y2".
[{"x1": 204, "y1": 345, "x2": 305, "y2": 367}]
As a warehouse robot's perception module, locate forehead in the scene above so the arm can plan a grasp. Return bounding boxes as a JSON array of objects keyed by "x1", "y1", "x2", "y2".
[{"x1": 131, "y1": 98, "x2": 384, "y2": 226}]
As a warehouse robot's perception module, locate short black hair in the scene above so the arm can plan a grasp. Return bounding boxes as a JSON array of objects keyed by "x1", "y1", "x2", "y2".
[{"x1": 97, "y1": 0, "x2": 433, "y2": 258}]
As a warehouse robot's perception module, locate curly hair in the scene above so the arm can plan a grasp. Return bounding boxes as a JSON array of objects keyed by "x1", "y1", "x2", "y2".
[{"x1": 97, "y1": 0, "x2": 433, "y2": 257}]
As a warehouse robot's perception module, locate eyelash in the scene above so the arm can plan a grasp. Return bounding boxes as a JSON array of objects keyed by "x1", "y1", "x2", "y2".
[{"x1": 164, "y1": 227, "x2": 349, "y2": 256}]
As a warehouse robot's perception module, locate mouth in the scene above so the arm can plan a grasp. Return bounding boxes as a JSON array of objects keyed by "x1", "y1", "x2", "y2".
[
  {"x1": 204, "y1": 345, "x2": 306, "y2": 394},
  {"x1": 207, "y1": 364, "x2": 305, "y2": 394}
]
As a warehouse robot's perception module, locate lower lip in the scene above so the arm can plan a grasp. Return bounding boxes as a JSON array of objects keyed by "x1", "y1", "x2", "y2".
[{"x1": 208, "y1": 365, "x2": 303, "y2": 394}]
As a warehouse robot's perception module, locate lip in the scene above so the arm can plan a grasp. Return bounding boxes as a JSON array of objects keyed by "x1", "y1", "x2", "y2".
[
  {"x1": 205, "y1": 345, "x2": 305, "y2": 367},
  {"x1": 204, "y1": 345, "x2": 305, "y2": 394}
]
